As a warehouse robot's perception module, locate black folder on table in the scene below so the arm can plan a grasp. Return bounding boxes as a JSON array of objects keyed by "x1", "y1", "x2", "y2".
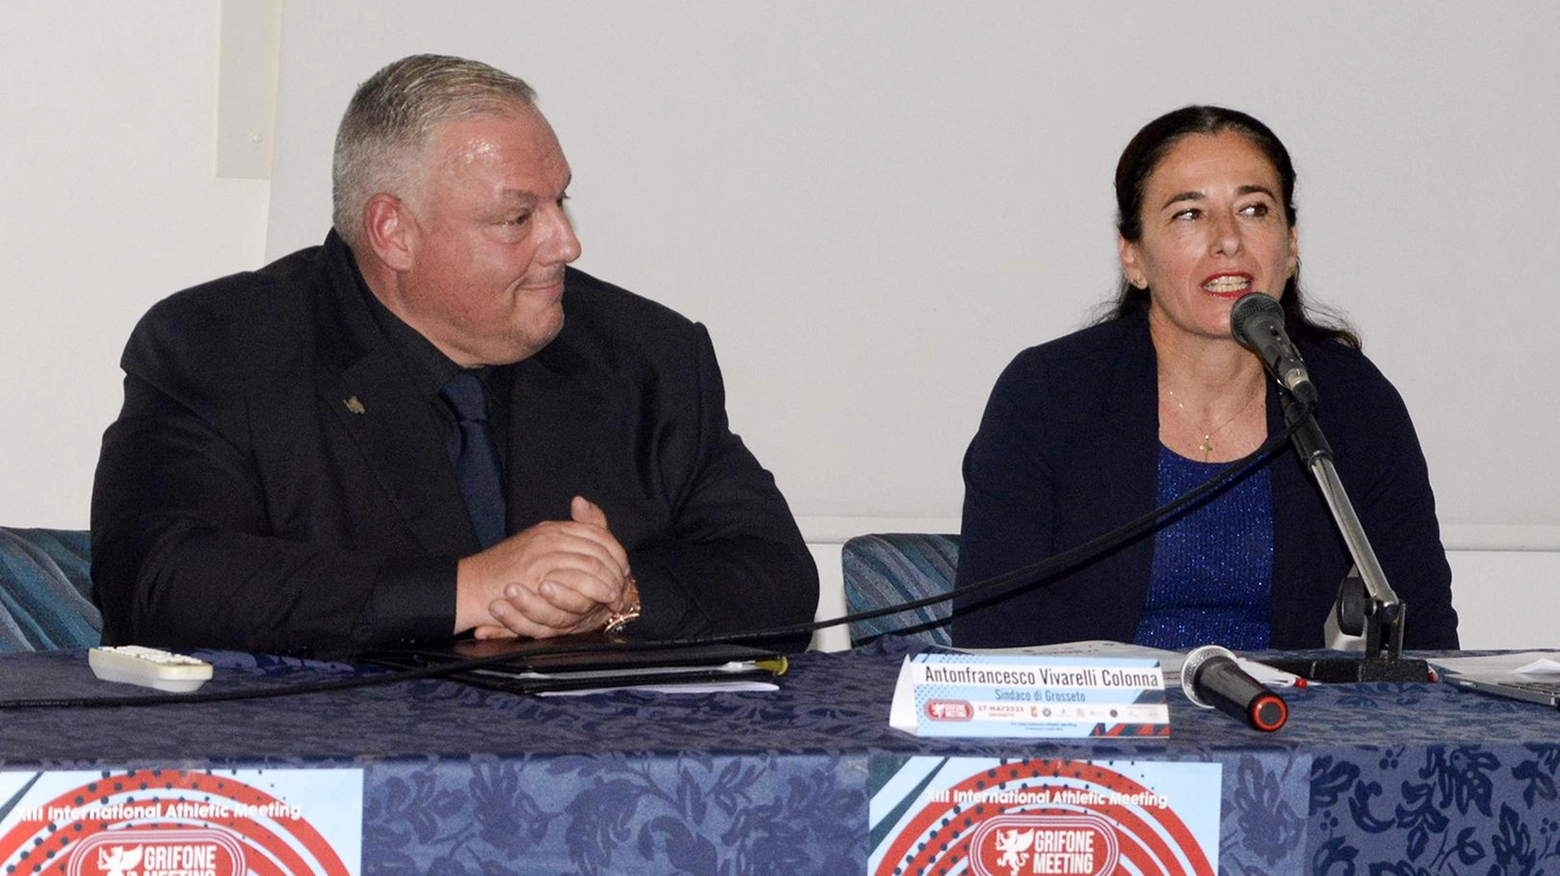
[{"x1": 363, "y1": 634, "x2": 788, "y2": 695}]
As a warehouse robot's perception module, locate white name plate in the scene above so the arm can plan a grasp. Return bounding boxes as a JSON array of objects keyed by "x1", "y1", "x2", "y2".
[{"x1": 889, "y1": 652, "x2": 1169, "y2": 738}]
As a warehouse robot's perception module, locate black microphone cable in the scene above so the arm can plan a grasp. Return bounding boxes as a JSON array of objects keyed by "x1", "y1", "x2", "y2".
[
  {"x1": 0, "y1": 635, "x2": 776, "y2": 709},
  {"x1": 0, "y1": 405, "x2": 1314, "y2": 709},
  {"x1": 687, "y1": 407, "x2": 1313, "y2": 648}
]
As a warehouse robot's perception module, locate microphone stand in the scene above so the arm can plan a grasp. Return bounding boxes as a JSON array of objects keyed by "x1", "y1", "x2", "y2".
[{"x1": 1268, "y1": 393, "x2": 1433, "y2": 683}]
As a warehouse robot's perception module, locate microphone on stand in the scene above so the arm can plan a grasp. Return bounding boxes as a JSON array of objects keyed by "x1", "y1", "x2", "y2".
[
  {"x1": 1228, "y1": 291, "x2": 1433, "y2": 684},
  {"x1": 1181, "y1": 645, "x2": 1288, "y2": 732},
  {"x1": 1230, "y1": 292, "x2": 1318, "y2": 408}
]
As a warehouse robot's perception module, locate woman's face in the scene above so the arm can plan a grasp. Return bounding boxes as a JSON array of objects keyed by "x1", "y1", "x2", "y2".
[{"x1": 1119, "y1": 131, "x2": 1298, "y2": 343}]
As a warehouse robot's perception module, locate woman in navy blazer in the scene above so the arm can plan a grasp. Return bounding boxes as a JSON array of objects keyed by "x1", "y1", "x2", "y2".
[{"x1": 952, "y1": 106, "x2": 1457, "y2": 651}]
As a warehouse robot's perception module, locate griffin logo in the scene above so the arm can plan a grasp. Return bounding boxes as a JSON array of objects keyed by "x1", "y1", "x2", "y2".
[
  {"x1": 96, "y1": 845, "x2": 141, "y2": 876},
  {"x1": 969, "y1": 814, "x2": 1118, "y2": 876},
  {"x1": 924, "y1": 699, "x2": 973, "y2": 721},
  {"x1": 68, "y1": 829, "x2": 245, "y2": 876}
]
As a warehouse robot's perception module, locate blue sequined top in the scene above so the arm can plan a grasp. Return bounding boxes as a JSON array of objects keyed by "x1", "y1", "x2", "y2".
[{"x1": 1134, "y1": 445, "x2": 1274, "y2": 650}]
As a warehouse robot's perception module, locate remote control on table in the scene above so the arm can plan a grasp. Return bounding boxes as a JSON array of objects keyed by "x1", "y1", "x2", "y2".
[{"x1": 88, "y1": 645, "x2": 214, "y2": 692}]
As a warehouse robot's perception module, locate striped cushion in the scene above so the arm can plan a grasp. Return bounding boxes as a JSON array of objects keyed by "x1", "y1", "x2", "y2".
[
  {"x1": 0, "y1": 527, "x2": 100, "y2": 652},
  {"x1": 841, "y1": 533, "x2": 958, "y2": 647}
]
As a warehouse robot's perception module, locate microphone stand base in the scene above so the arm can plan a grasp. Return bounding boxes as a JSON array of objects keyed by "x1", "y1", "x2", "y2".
[{"x1": 1265, "y1": 657, "x2": 1433, "y2": 684}]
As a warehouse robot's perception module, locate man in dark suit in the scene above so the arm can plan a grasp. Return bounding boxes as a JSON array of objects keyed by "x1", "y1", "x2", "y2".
[{"x1": 90, "y1": 54, "x2": 818, "y2": 657}]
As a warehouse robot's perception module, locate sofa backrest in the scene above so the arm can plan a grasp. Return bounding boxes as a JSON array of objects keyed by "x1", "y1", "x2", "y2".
[
  {"x1": 841, "y1": 532, "x2": 958, "y2": 647},
  {"x1": 0, "y1": 526, "x2": 101, "y2": 651}
]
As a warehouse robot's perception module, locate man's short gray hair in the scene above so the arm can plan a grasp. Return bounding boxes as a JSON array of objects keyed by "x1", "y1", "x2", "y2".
[{"x1": 332, "y1": 54, "x2": 537, "y2": 248}]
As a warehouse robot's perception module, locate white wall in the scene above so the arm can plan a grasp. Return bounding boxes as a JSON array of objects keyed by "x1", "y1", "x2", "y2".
[
  {"x1": 3, "y1": 1, "x2": 1555, "y2": 649},
  {"x1": 0, "y1": 1, "x2": 271, "y2": 528}
]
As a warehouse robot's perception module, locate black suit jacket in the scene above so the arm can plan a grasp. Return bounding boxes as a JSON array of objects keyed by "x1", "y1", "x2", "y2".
[
  {"x1": 91, "y1": 232, "x2": 817, "y2": 656},
  {"x1": 951, "y1": 309, "x2": 1458, "y2": 650}
]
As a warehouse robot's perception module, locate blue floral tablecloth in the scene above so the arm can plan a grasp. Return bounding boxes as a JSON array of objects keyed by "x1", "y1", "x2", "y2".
[{"x1": 1, "y1": 642, "x2": 1556, "y2": 874}]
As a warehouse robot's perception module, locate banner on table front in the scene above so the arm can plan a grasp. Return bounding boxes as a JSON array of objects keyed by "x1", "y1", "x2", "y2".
[
  {"x1": 0, "y1": 768, "x2": 361, "y2": 876},
  {"x1": 869, "y1": 756, "x2": 1219, "y2": 876}
]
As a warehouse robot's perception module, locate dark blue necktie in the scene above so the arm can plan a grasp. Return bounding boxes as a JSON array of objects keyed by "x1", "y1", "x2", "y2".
[{"x1": 440, "y1": 372, "x2": 507, "y2": 548}]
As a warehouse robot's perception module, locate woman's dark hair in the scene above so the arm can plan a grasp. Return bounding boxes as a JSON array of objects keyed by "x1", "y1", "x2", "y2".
[{"x1": 1106, "y1": 105, "x2": 1358, "y2": 347}]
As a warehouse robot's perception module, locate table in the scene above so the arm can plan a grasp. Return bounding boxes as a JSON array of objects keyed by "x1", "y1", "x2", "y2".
[{"x1": 2, "y1": 641, "x2": 1557, "y2": 874}]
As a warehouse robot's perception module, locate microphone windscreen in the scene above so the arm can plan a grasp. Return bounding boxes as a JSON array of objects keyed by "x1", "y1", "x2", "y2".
[{"x1": 1230, "y1": 291, "x2": 1283, "y2": 347}]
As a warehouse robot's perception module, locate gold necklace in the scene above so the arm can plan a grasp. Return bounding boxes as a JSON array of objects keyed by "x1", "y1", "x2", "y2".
[{"x1": 1162, "y1": 382, "x2": 1262, "y2": 461}]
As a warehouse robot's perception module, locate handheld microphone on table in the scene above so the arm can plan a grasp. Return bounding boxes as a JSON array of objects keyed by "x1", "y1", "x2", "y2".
[{"x1": 1181, "y1": 645, "x2": 1288, "y2": 732}]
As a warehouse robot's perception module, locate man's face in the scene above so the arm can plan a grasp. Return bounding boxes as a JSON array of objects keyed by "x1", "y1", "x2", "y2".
[{"x1": 388, "y1": 106, "x2": 581, "y2": 367}]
